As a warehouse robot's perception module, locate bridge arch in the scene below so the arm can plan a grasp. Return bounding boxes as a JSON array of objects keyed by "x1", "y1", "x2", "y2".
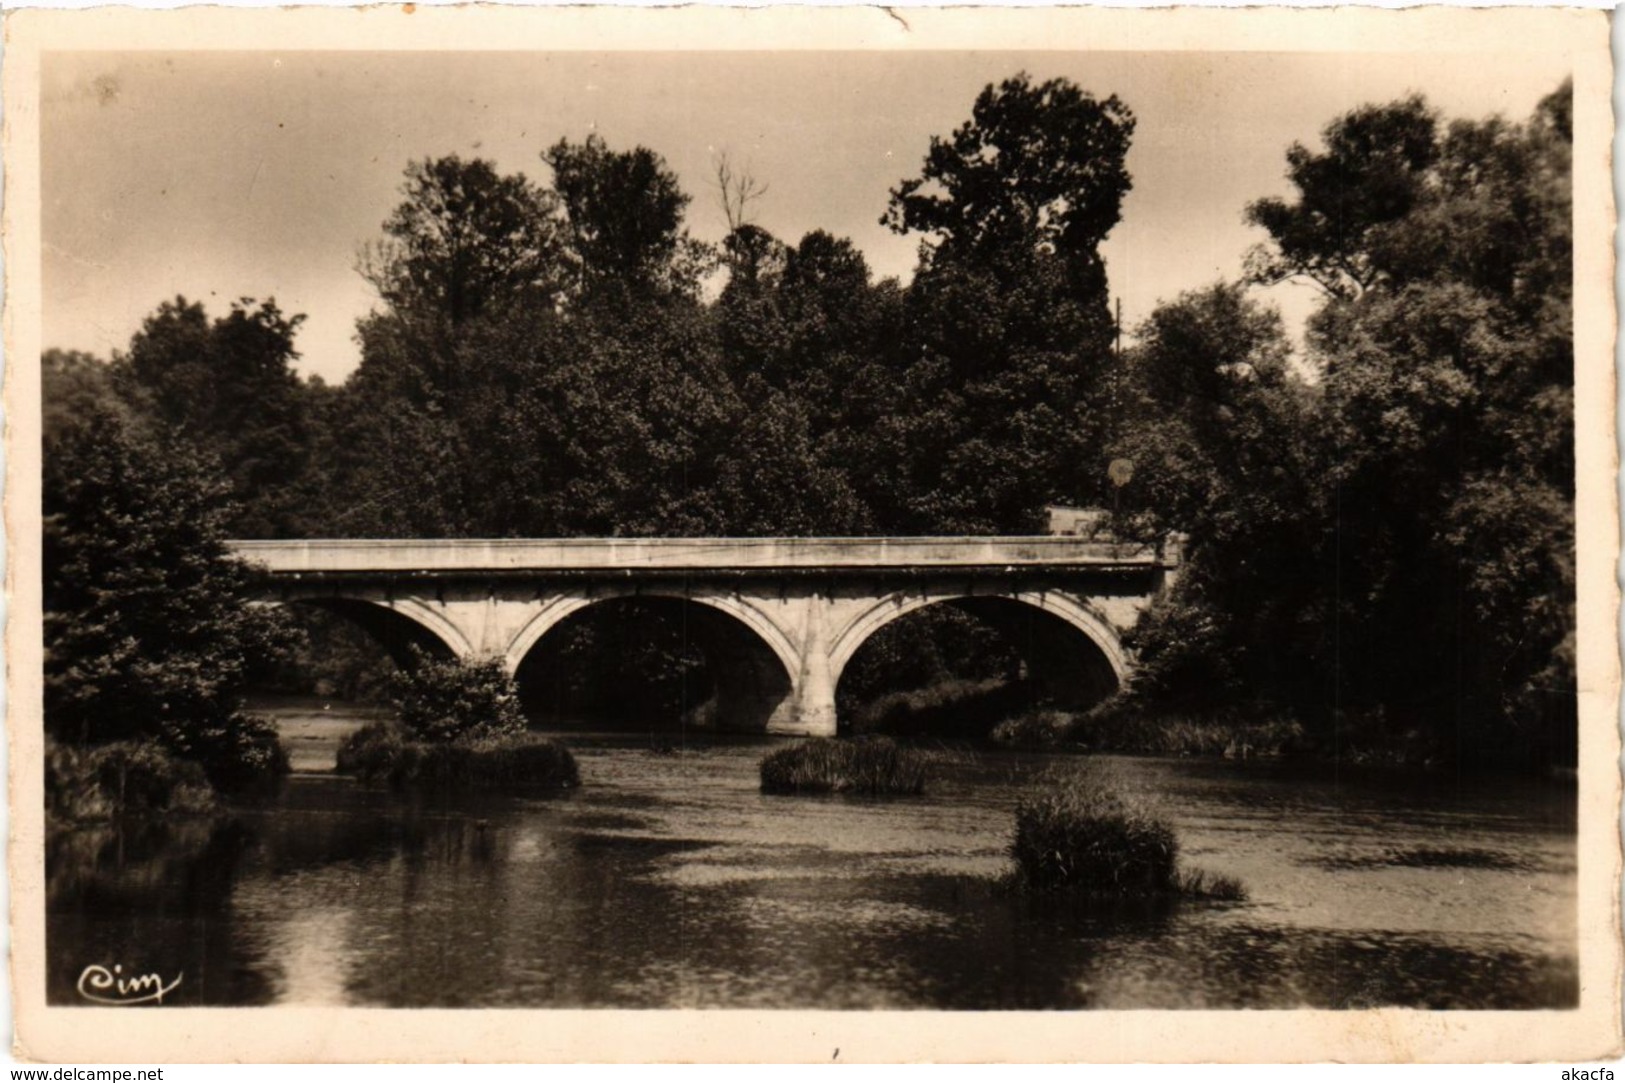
[
  {"x1": 830, "y1": 590, "x2": 1129, "y2": 683},
  {"x1": 502, "y1": 588, "x2": 800, "y2": 679},
  {"x1": 266, "y1": 595, "x2": 473, "y2": 668},
  {"x1": 506, "y1": 589, "x2": 799, "y2": 733},
  {"x1": 829, "y1": 590, "x2": 1129, "y2": 717}
]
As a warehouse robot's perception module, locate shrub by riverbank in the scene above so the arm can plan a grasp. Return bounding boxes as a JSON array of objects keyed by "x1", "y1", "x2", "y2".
[
  {"x1": 46, "y1": 740, "x2": 218, "y2": 824},
  {"x1": 161, "y1": 711, "x2": 292, "y2": 793},
  {"x1": 850, "y1": 678, "x2": 1033, "y2": 739},
  {"x1": 336, "y1": 720, "x2": 580, "y2": 792},
  {"x1": 991, "y1": 703, "x2": 1307, "y2": 760},
  {"x1": 1074, "y1": 710, "x2": 1306, "y2": 759},
  {"x1": 760, "y1": 737, "x2": 928, "y2": 796},
  {"x1": 1010, "y1": 768, "x2": 1245, "y2": 901}
]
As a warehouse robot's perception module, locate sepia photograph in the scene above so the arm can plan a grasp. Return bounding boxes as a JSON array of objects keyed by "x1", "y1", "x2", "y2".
[{"x1": 5, "y1": 4, "x2": 1619, "y2": 1063}]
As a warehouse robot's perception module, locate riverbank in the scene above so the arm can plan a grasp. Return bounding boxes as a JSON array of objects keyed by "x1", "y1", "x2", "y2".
[
  {"x1": 988, "y1": 703, "x2": 1575, "y2": 776},
  {"x1": 853, "y1": 681, "x2": 1573, "y2": 775},
  {"x1": 248, "y1": 691, "x2": 1570, "y2": 781}
]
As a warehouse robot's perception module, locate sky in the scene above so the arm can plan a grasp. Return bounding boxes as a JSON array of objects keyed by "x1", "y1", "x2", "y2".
[{"x1": 42, "y1": 49, "x2": 1573, "y2": 383}]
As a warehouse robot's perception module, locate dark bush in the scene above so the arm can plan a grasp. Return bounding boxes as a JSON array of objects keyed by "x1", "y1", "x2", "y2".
[
  {"x1": 410, "y1": 735, "x2": 580, "y2": 791},
  {"x1": 337, "y1": 720, "x2": 579, "y2": 793},
  {"x1": 989, "y1": 708, "x2": 1077, "y2": 748},
  {"x1": 390, "y1": 652, "x2": 527, "y2": 743},
  {"x1": 335, "y1": 719, "x2": 408, "y2": 777},
  {"x1": 995, "y1": 697, "x2": 1310, "y2": 759},
  {"x1": 851, "y1": 678, "x2": 1035, "y2": 739},
  {"x1": 160, "y1": 711, "x2": 289, "y2": 794},
  {"x1": 759, "y1": 737, "x2": 928, "y2": 796},
  {"x1": 46, "y1": 740, "x2": 216, "y2": 824}
]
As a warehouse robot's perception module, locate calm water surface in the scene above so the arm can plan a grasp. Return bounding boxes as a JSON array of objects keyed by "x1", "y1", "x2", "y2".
[{"x1": 48, "y1": 720, "x2": 1577, "y2": 1009}]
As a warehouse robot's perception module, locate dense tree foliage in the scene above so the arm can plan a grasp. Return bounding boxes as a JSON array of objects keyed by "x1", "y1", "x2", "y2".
[
  {"x1": 1119, "y1": 82, "x2": 1574, "y2": 766},
  {"x1": 389, "y1": 651, "x2": 527, "y2": 743},
  {"x1": 112, "y1": 298, "x2": 322, "y2": 536},
  {"x1": 1106, "y1": 284, "x2": 1328, "y2": 713},
  {"x1": 360, "y1": 155, "x2": 566, "y2": 327},
  {"x1": 544, "y1": 134, "x2": 713, "y2": 305},
  {"x1": 42, "y1": 370, "x2": 295, "y2": 789},
  {"x1": 1243, "y1": 95, "x2": 1440, "y2": 300},
  {"x1": 44, "y1": 76, "x2": 1575, "y2": 764},
  {"x1": 879, "y1": 74, "x2": 1137, "y2": 532}
]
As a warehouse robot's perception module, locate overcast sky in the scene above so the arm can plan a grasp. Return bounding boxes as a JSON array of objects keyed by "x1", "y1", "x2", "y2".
[{"x1": 42, "y1": 50, "x2": 1571, "y2": 383}]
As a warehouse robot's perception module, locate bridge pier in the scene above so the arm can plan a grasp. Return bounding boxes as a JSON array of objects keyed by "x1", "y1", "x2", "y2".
[
  {"x1": 775, "y1": 677, "x2": 837, "y2": 736},
  {"x1": 769, "y1": 591, "x2": 837, "y2": 737}
]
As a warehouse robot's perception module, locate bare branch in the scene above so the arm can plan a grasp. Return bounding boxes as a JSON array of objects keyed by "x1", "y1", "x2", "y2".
[{"x1": 714, "y1": 151, "x2": 770, "y2": 233}]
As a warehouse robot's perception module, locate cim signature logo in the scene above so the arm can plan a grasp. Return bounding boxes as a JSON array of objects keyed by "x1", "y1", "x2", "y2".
[{"x1": 77, "y1": 964, "x2": 182, "y2": 1006}]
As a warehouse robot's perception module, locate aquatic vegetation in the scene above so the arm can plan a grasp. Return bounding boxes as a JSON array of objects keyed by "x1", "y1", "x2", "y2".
[
  {"x1": 759, "y1": 737, "x2": 928, "y2": 796},
  {"x1": 340, "y1": 657, "x2": 576, "y2": 792},
  {"x1": 1124, "y1": 714, "x2": 1302, "y2": 758},
  {"x1": 1009, "y1": 767, "x2": 1246, "y2": 900},
  {"x1": 1011, "y1": 775, "x2": 1178, "y2": 893},
  {"x1": 46, "y1": 740, "x2": 218, "y2": 824},
  {"x1": 334, "y1": 718, "x2": 406, "y2": 777},
  {"x1": 337, "y1": 720, "x2": 579, "y2": 792},
  {"x1": 1172, "y1": 867, "x2": 1249, "y2": 901}
]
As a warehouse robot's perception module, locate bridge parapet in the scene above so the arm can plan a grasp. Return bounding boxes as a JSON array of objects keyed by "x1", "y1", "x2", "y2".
[{"x1": 227, "y1": 536, "x2": 1177, "y2": 576}]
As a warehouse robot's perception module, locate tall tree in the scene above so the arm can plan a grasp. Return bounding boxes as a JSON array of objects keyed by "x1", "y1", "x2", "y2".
[
  {"x1": 1106, "y1": 284, "x2": 1328, "y2": 713},
  {"x1": 543, "y1": 134, "x2": 713, "y2": 304},
  {"x1": 360, "y1": 155, "x2": 566, "y2": 327},
  {"x1": 882, "y1": 74, "x2": 1136, "y2": 533},
  {"x1": 883, "y1": 72, "x2": 1135, "y2": 290}
]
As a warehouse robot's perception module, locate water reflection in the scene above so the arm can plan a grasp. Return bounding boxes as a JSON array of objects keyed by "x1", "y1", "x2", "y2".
[
  {"x1": 46, "y1": 740, "x2": 1578, "y2": 1010},
  {"x1": 47, "y1": 818, "x2": 275, "y2": 1006}
]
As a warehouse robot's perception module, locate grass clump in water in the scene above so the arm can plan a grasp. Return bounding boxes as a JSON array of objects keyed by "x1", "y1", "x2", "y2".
[
  {"x1": 1173, "y1": 866, "x2": 1249, "y2": 901},
  {"x1": 759, "y1": 737, "x2": 928, "y2": 796},
  {"x1": 337, "y1": 720, "x2": 579, "y2": 793},
  {"x1": 1010, "y1": 767, "x2": 1246, "y2": 901}
]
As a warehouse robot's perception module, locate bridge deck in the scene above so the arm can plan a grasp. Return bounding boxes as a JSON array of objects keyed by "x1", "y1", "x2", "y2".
[{"x1": 228, "y1": 537, "x2": 1178, "y2": 576}]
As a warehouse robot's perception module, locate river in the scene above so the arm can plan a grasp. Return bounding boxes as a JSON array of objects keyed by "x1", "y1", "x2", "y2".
[{"x1": 47, "y1": 711, "x2": 1577, "y2": 1010}]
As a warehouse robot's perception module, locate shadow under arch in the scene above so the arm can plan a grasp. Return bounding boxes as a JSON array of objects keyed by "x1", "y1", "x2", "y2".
[
  {"x1": 272, "y1": 597, "x2": 465, "y2": 671},
  {"x1": 512, "y1": 593, "x2": 794, "y2": 734},
  {"x1": 830, "y1": 593, "x2": 1125, "y2": 733}
]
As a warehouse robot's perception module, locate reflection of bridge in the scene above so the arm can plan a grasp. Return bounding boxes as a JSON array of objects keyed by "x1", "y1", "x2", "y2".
[{"x1": 229, "y1": 537, "x2": 1183, "y2": 736}]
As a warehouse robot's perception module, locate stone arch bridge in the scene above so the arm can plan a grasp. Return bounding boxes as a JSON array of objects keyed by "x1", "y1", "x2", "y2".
[{"x1": 229, "y1": 537, "x2": 1182, "y2": 736}]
